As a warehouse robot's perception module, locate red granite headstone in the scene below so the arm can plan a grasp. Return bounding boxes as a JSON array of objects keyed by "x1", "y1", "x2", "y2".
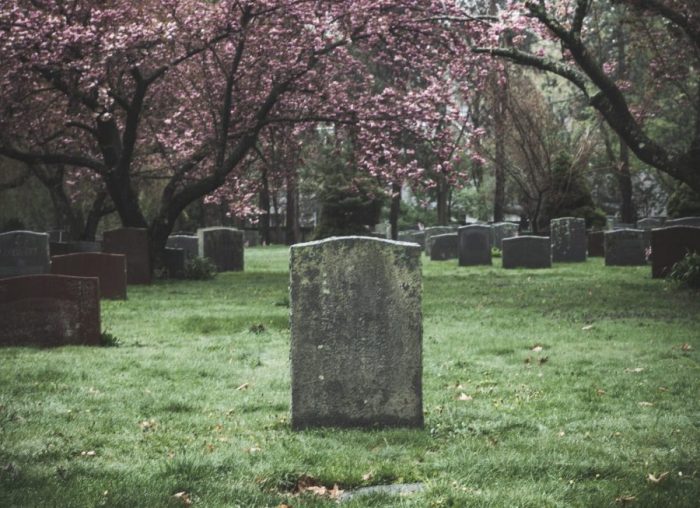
[
  {"x1": 651, "y1": 226, "x2": 700, "y2": 278},
  {"x1": 0, "y1": 274, "x2": 101, "y2": 347},
  {"x1": 102, "y1": 228, "x2": 151, "y2": 284},
  {"x1": 51, "y1": 252, "x2": 127, "y2": 299}
]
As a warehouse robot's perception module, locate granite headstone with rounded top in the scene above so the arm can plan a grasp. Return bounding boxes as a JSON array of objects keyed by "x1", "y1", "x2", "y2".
[
  {"x1": 430, "y1": 233, "x2": 458, "y2": 261},
  {"x1": 651, "y1": 226, "x2": 700, "y2": 278},
  {"x1": 502, "y1": 236, "x2": 551, "y2": 269},
  {"x1": 458, "y1": 224, "x2": 492, "y2": 266},
  {"x1": 491, "y1": 222, "x2": 518, "y2": 249},
  {"x1": 166, "y1": 235, "x2": 198, "y2": 259},
  {"x1": 0, "y1": 231, "x2": 50, "y2": 278},
  {"x1": 423, "y1": 226, "x2": 457, "y2": 255},
  {"x1": 197, "y1": 227, "x2": 244, "y2": 272},
  {"x1": 51, "y1": 252, "x2": 127, "y2": 299},
  {"x1": 102, "y1": 228, "x2": 151, "y2": 284},
  {"x1": 290, "y1": 236, "x2": 423, "y2": 430}
]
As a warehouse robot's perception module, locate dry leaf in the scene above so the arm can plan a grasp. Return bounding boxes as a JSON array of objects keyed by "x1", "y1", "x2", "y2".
[
  {"x1": 615, "y1": 495, "x2": 637, "y2": 505},
  {"x1": 596, "y1": 388, "x2": 606, "y2": 396},
  {"x1": 458, "y1": 393, "x2": 473, "y2": 401},
  {"x1": 558, "y1": 431, "x2": 565, "y2": 437},
  {"x1": 638, "y1": 401, "x2": 654, "y2": 407},
  {"x1": 647, "y1": 472, "x2": 670, "y2": 485},
  {"x1": 581, "y1": 324, "x2": 594, "y2": 331},
  {"x1": 277, "y1": 505, "x2": 292, "y2": 508},
  {"x1": 362, "y1": 472, "x2": 374, "y2": 481},
  {"x1": 524, "y1": 356, "x2": 531, "y2": 364},
  {"x1": 625, "y1": 367, "x2": 644, "y2": 373},
  {"x1": 246, "y1": 446, "x2": 261, "y2": 454},
  {"x1": 236, "y1": 383, "x2": 249, "y2": 391},
  {"x1": 140, "y1": 419, "x2": 157, "y2": 431},
  {"x1": 531, "y1": 345, "x2": 543, "y2": 352},
  {"x1": 680, "y1": 343, "x2": 693, "y2": 352},
  {"x1": 80, "y1": 450, "x2": 96, "y2": 457},
  {"x1": 173, "y1": 491, "x2": 192, "y2": 506}
]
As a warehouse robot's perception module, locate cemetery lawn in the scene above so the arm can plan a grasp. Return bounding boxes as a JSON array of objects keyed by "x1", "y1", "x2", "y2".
[{"x1": 1, "y1": 247, "x2": 699, "y2": 508}]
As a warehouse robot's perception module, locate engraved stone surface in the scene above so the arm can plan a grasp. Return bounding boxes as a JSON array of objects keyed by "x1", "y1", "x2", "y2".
[
  {"x1": 429, "y1": 233, "x2": 458, "y2": 261},
  {"x1": 458, "y1": 225, "x2": 492, "y2": 266},
  {"x1": 197, "y1": 227, "x2": 244, "y2": 272},
  {"x1": 51, "y1": 252, "x2": 127, "y2": 299},
  {"x1": 102, "y1": 228, "x2": 151, "y2": 284},
  {"x1": 423, "y1": 226, "x2": 457, "y2": 255},
  {"x1": 290, "y1": 236, "x2": 423, "y2": 429},
  {"x1": 502, "y1": 236, "x2": 551, "y2": 269},
  {"x1": 587, "y1": 231, "x2": 604, "y2": 257},
  {"x1": 550, "y1": 217, "x2": 587, "y2": 262},
  {"x1": 166, "y1": 235, "x2": 198, "y2": 259},
  {"x1": 604, "y1": 229, "x2": 646, "y2": 266},
  {"x1": 491, "y1": 222, "x2": 518, "y2": 249},
  {"x1": 0, "y1": 274, "x2": 101, "y2": 347},
  {"x1": 651, "y1": 226, "x2": 700, "y2": 278},
  {"x1": 0, "y1": 231, "x2": 50, "y2": 278}
]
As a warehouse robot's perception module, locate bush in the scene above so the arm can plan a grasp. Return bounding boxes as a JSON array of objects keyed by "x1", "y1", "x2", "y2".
[
  {"x1": 100, "y1": 331, "x2": 121, "y2": 347},
  {"x1": 491, "y1": 247, "x2": 502, "y2": 258},
  {"x1": 183, "y1": 256, "x2": 217, "y2": 280},
  {"x1": 669, "y1": 251, "x2": 700, "y2": 289}
]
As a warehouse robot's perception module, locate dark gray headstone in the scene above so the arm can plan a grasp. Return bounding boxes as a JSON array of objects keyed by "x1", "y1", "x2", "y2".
[
  {"x1": 423, "y1": 226, "x2": 457, "y2": 255},
  {"x1": 102, "y1": 228, "x2": 151, "y2": 284},
  {"x1": 49, "y1": 241, "x2": 101, "y2": 257},
  {"x1": 0, "y1": 231, "x2": 50, "y2": 278},
  {"x1": 398, "y1": 230, "x2": 425, "y2": 249},
  {"x1": 166, "y1": 235, "x2": 198, "y2": 259},
  {"x1": 0, "y1": 274, "x2": 101, "y2": 347},
  {"x1": 429, "y1": 233, "x2": 458, "y2": 261},
  {"x1": 50, "y1": 252, "x2": 127, "y2": 300},
  {"x1": 491, "y1": 222, "x2": 518, "y2": 249},
  {"x1": 290, "y1": 236, "x2": 423, "y2": 430},
  {"x1": 604, "y1": 229, "x2": 646, "y2": 266},
  {"x1": 458, "y1": 225, "x2": 492, "y2": 266},
  {"x1": 651, "y1": 226, "x2": 700, "y2": 278},
  {"x1": 665, "y1": 217, "x2": 700, "y2": 228},
  {"x1": 197, "y1": 227, "x2": 244, "y2": 272},
  {"x1": 47, "y1": 230, "x2": 65, "y2": 243},
  {"x1": 502, "y1": 236, "x2": 551, "y2": 269},
  {"x1": 587, "y1": 231, "x2": 604, "y2": 257},
  {"x1": 550, "y1": 217, "x2": 586, "y2": 262},
  {"x1": 163, "y1": 248, "x2": 186, "y2": 279}
]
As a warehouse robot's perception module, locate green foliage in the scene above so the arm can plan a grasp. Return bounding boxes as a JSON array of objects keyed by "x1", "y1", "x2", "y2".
[
  {"x1": 491, "y1": 247, "x2": 502, "y2": 258},
  {"x1": 451, "y1": 185, "x2": 492, "y2": 223},
  {"x1": 667, "y1": 184, "x2": 700, "y2": 218},
  {"x1": 669, "y1": 251, "x2": 700, "y2": 289},
  {"x1": 183, "y1": 256, "x2": 217, "y2": 280}
]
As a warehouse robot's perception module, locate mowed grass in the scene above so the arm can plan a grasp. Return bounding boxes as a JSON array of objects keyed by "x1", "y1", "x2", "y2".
[{"x1": 0, "y1": 246, "x2": 698, "y2": 507}]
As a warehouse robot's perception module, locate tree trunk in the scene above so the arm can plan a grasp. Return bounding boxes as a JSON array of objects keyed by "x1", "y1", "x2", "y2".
[
  {"x1": 436, "y1": 174, "x2": 449, "y2": 225},
  {"x1": 389, "y1": 181, "x2": 401, "y2": 240},
  {"x1": 617, "y1": 140, "x2": 636, "y2": 223},
  {"x1": 285, "y1": 172, "x2": 300, "y2": 245},
  {"x1": 259, "y1": 165, "x2": 271, "y2": 245}
]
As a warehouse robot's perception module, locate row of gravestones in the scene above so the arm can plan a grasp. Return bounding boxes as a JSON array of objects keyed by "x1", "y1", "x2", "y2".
[{"x1": 0, "y1": 227, "x2": 245, "y2": 348}]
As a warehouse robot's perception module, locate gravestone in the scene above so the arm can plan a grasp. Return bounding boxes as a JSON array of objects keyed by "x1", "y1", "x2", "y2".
[
  {"x1": 458, "y1": 224, "x2": 492, "y2": 266},
  {"x1": 637, "y1": 217, "x2": 664, "y2": 248},
  {"x1": 197, "y1": 227, "x2": 244, "y2": 272},
  {"x1": 162, "y1": 248, "x2": 186, "y2": 279},
  {"x1": 398, "y1": 230, "x2": 425, "y2": 249},
  {"x1": 290, "y1": 236, "x2": 423, "y2": 429},
  {"x1": 491, "y1": 222, "x2": 518, "y2": 249},
  {"x1": 502, "y1": 236, "x2": 551, "y2": 269},
  {"x1": 587, "y1": 231, "x2": 604, "y2": 257},
  {"x1": 0, "y1": 274, "x2": 101, "y2": 347},
  {"x1": 604, "y1": 229, "x2": 646, "y2": 266},
  {"x1": 49, "y1": 240, "x2": 101, "y2": 257},
  {"x1": 50, "y1": 252, "x2": 127, "y2": 299},
  {"x1": 613, "y1": 222, "x2": 636, "y2": 230},
  {"x1": 243, "y1": 229, "x2": 259, "y2": 247},
  {"x1": 423, "y1": 226, "x2": 457, "y2": 256},
  {"x1": 0, "y1": 231, "x2": 50, "y2": 278},
  {"x1": 651, "y1": 226, "x2": 700, "y2": 278},
  {"x1": 550, "y1": 217, "x2": 587, "y2": 262},
  {"x1": 166, "y1": 235, "x2": 198, "y2": 259},
  {"x1": 665, "y1": 217, "x2": 700, "y2": 227},
  {"x1": 429, "y1": 233, "x2": 458, "y2": 261},
  {"x1": 102, "y1": 228, "x2": 151, "y2": 284},
  {"x1": 47, "y1": 230, "x2": 65, "y2": 243}
]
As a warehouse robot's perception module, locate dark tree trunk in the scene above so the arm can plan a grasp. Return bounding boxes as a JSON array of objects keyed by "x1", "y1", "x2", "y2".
[
  {"x1": 389, "y1": 181, "x2": 401, "y2": 240},
  {"x1": 285, "y1": 172, "x2": 300, "y2": 245},
  {"x1": 259, "y1": 165, "x2": 271, "y2": 245},
  {"x1": 436, "y1": 174, "x2": 449, "y2": 225},
  {"x1": 617, "y1": 141, "x2": 636, "y2": 223}
]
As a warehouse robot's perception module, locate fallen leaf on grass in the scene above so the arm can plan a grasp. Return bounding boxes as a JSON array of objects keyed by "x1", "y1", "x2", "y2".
[
  {"x1": 362, "y1": 472, "x2": 374, "y2": 481},
  {"x1": 596, "y1": 388, "x2": 606, "y2": 396},
  {"x1": 615, "y1": 495, "x2": 637, "y2": 505},
  {"x1": 625, "y1": 367, "x2": 644, "y2": 373},
  {"x1": 139, "y1": 419, "x2": 157, "y2": 431},
  {"x1": 236, "y1": 383, "x2": 249, "y2": 391},
  {"x1": 458, "y1": 393, "x2": 473, "y2": 401},
  {"x1": 80, "y1": 450, "x2": 96, "y2": 457},
  {"x1": 680, "y1": 343, "x2": 693, "y2": 352},
  {"x1": 173, "y1": 491, "x2": 192, "y2": 506},
  {"x1": 581, "y1": 324, "x2": 594, "y2": 331},
  {"x1": 531, "y1": 345, "x2": 543, "y2": 352},
  {"x1": 292, "y1": 475, "x2": 343, "y2": 499},
  {"x1": 638, "y1": 401, "x2": 654, "y2": 407},
  {"x1": 647, "y1": 472, "x2": 670, "y2": 485},
  {"x1": 246, "y1": 446, "x2": 261, "y2": 454},
  {"x1": 538, "y1": 356, "x2": 549, "y2": 365}
]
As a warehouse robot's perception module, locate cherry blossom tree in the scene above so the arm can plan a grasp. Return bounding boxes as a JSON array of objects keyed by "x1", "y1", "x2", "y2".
[{"x1": 0, "y1": 0, "x2": 474, "y2": 262}]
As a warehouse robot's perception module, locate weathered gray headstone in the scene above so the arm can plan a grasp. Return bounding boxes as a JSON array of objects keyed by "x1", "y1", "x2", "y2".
[
  {"x1": 166, "y1": 235, "x2": 198, "y2": 259},
  {"x1": 0, "y1": 231, "x2": 50, "y2": 278},
  {"x1": 550, "y1": 217, "x2": 587, "y2": 262},
  {"x1": 0, "y1": 274, "x2": 101, "y2": 347},
  {"x1": 502, "y1": 236, "x2": 551, "y2": 269},
  {"x1": 613, "y1": 222, "x2": 636, "y2": 230},
  {"x1": 423, "y1": 226, "x2": 457, "y2": 255},
  {"x1": 290, "y1": 236, "x2": 423, "y2": 429},
  {"x1": 102, "y1": 228, "x2": 151, "y2": 284},
  {"x1": 197, "y1": 227, "x2": 244, "y2": 272},
  {"x1": 651, "y1": 226, "x2": 700, "y2": 278},
  {"x1": 398, "y1": 230, "x2": 425, "y2": 249},
  {"x1": 458, "y1": 225, "x2": 492, "y2": 266},
  {"x1": 604, "y1": 229, "x2": 646, "y2": 266},
  {"x1": 429, "y1": 233, "x2": 458, "y2": 261},
  {"x1": 491, "y1": 222, "x2": 518, "y2": 249},
  {"x1": 665, "y1": 217, "x2": 700, "y2": 227}
]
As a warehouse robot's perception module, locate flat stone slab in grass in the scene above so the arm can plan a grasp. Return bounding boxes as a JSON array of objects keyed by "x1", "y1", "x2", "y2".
[
  {"x1": 550, "y1": 217, "x2": 586, "y2": 262},
  {"x1": 430, "y1": 233, "x2": 458, "y2": 261},
  {"x1": 458, "y1": 224, "x2": 492, "y2": 266},
  {"x1": 502, "y1": 236, "x2": 551, "y2": 269},
  {"x1": 102, "y1": 228, "x2": 151, "y2": 284},
  {"x1": 0, "y1": 231, "x2": 50, "y2": 278},
  {"x1": 197, "y1": 227, "x2": 244, "y2": 272},
  {"x1": 290, "y1": 236, "x2": 423, "y2": 430},
  {"x1": 0, "y1": 274, "x2": 101, "y2": 347},
  {"x1": 604, "y1": 229, "x2": 646, "y2": 266},
  {"x1": 339, "y1": 483, "x2": 424, "y2": 502},
  {"x1": 50, "y1": 252, "x2": 127, "y2": 299},
  {"x1": 587, "y1": 231, "x2": 604, "y2": 257},
  {"x1": 651, "y1": 226, "x2": 700, "y2": 278}
]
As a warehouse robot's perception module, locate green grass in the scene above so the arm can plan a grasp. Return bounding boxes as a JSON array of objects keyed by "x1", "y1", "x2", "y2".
[{"x1": 1, "y1": 247, "x2": 698, "y2": 507}]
